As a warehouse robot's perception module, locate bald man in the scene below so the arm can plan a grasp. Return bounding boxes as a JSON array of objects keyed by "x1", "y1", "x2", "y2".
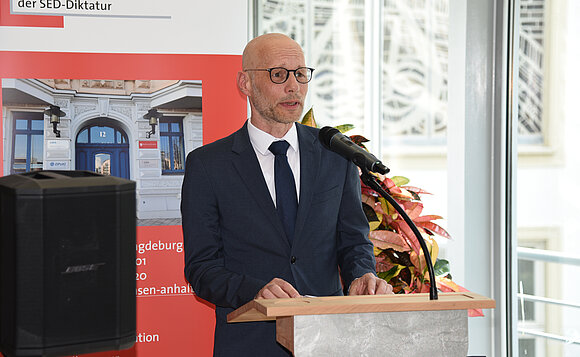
[{"x1": 181, "y1": 33, "x2": 391, "y2": 356}]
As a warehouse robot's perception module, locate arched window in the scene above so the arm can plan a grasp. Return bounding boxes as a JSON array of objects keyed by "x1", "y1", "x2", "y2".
[{"x1": 76, "y1": 125, "x2": 128, "y2": 144}]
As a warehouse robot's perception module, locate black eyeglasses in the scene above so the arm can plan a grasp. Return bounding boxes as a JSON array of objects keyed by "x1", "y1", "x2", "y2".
[{"x1": 244, "y1": 67, "x2": 315, "y2": 84}]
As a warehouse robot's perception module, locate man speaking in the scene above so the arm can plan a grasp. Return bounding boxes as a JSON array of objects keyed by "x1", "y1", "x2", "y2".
[{"x1": 181, "y1": 33, "x2": 391, "y2": 356}]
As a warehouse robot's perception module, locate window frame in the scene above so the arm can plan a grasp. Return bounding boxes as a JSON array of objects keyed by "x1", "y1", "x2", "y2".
[
  {"x1": 11, "y1": 111, "x2": 44, "y2": 174},
  {"x1": 517, "y1": 227, "x2": 563, "y2": 357},
  {"x1": 251, "y1": 1, "x2": 510, "y2": 355},
  {"x1": 159, "y1": 116, "x2": 185, "y2": 175},
  {"x1": 76, "y1": 124, "x2": 128, "y2": 145}
]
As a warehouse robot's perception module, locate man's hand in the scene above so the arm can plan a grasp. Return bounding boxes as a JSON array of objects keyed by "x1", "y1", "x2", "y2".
[
  {"x1": 255, "y1": 278, "x2": 301, "y2": 299},
  {"x1": 348, "y1": 272, "x2": 393, "y2": 296}
]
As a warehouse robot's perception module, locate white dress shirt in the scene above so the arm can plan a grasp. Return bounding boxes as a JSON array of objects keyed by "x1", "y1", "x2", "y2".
[{"x1": 247, "y1": 119, "x2": 300, "y2": 206}]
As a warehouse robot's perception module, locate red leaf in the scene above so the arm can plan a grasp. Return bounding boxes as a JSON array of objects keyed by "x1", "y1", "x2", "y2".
[
  {"x1": 361, "y1": 194, "x2": 375, "y2": 206},
  {"x1": 418, "y1": 281, "x2": 431, "y2": 293},
  {"x1": 413, "y1": 215, "x2": 444, "y2": 222},
  {"x1": 391, "y1": 221, "x2": 421, "y2": 255},
  {"x1": 375, "y1": 255, "x2": 395, "y2": 273},
  {"x1": 369, "y1": 230, "x2": 411, "y2": 252},
  {"x1": 468, "y1": 309, "x2": 485, "y2": 317},
  {"x1": 361, "y1": 186, "x2": 376, "y2": 197},
  {"x1": 401, "y1": 186, "x2": 432, "y2": 195},
  {"x1": 436, "y1": 277, "x2": 461, "y2": 292},
  {"x1": 382, "y1": 177, "x2": 402, "y2": 194},
  {"x1": 350, "y1": 134, "x2": 369, "y2": 145},
  {"x1": 384, "y1": 177, "x2": 396, "y2": 189},
  {"x1": 402, "y1": 201, "x2": 423, "y2": 220},
  {"x1": 391, "y1": 187, "x2": 415, "y2": 201},
  {"x1": 416, "y1": 221, "x2": 451, "y2": 239}
]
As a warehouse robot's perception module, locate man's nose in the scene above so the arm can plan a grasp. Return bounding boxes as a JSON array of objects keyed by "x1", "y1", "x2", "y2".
[{"x1": 284, "y1": 73, "x2": 300, "y2": 92}]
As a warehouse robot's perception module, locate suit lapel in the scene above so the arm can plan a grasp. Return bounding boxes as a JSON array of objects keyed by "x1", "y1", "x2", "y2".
[
  {"x1": 231, "y1": 123, "x2": 289, "y2": 247},
  {"x1": 294, "y1": 124, "x2": 320, "y2": 245}
]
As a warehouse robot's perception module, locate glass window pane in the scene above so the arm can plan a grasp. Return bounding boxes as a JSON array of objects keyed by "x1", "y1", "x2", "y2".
[
  {"x1": 30, "y1": 134, "x2": 44, "y2": 166},
  {"x1": 13, "y1": 135, "x2": 28, "y2": 172},
  {"x1": 515, "y1": 1, "x2": 580, "y2": 355},
  {"x1": 382, "y1": 2, "x2": 448, "y2": 146},
  {"x1": 519, "y1": 338, "x2": 536, "y2": 357},
  {"x1": 171, "y1": 136, "x2": 184, "y2": 170},
  {"x1": 518, "y1": 0, "x2": 544, "y2": 145},
  {"x1": 90, "y1": 126, "x2": 115, "y2": 144},
  {"x1": 160, "y1": 136, "x2": 170, "y2": 170},
  {"x1": 116, "y1": 131, "x2": 122, "y2": 144},
  {"x1": 171, "y1": 122, "x2": 181, "y2": 133},
  {"x1": 257, "y1": 0, "x2": 365, "y2": 131},
  {"x1": 94, "y1": 153, "x2": 111, "y2": 175},
  {"x1": 30, "y1": 119, "x2": 44, "y2": 131},
  {"x1": 12, "y1": 165, "x2": 26, "y2": 173},
  {"x1": 77, "y1": 129, "x2": 89, "y2": 143},
  {"x1": 255, "y1": 0, "x2": 451, "y2": 291},
  {"x1": 160, "y1": 122, "x2": 169, "y2": 133},
  {"x1": 517, "y1": 259, "x2": 535, "y2": 321},
  {"x1": 15, "y1": 119, "x2": 28, "y2": 130}
]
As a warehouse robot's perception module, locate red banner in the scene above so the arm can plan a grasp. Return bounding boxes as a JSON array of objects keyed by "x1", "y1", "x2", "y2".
[
  {"x1": 0, "y1": 51, "x2": 246, "y2": 357},
  {"x1": 139, "y1": 141, "x2": 158, "y2": 149}
]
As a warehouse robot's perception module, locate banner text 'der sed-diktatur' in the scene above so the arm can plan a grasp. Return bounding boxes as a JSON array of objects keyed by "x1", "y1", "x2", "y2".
[
  {"x1": 12, "y1": 0, "x2": 169, "y2": 18},
  {"x1": 16, "y1": 0, "x2": 111, "y2": 11}
]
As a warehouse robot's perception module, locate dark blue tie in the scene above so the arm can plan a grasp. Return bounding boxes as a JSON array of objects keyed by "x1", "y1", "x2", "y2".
[{"x1": 269, "y1": 140, "x2": 298, "y2": 243}]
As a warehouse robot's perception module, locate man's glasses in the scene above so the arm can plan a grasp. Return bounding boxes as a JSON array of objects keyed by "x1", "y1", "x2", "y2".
[{"x1": 244, "y1": 67, "x2": 315, "y2": 84}]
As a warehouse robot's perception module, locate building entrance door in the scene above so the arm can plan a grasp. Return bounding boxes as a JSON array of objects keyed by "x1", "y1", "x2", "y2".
[{"x1": 75, "y1": 120, "x2": 130, "y2": 179}]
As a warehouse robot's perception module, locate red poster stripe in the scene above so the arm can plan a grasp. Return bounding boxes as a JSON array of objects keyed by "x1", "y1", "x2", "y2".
[{"x1": 0, "y1": 0, "x2": 63, "y2": 27}]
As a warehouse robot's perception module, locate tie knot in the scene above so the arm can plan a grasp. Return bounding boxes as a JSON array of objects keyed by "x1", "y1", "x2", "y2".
[{"x1": 268, "y1": 140, "x2": 290, "y2": 156}]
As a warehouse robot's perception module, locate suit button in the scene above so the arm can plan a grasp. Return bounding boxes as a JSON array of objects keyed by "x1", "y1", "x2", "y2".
[{"x1": 290, "y1": 256, "x2": 297, "y2": 264}]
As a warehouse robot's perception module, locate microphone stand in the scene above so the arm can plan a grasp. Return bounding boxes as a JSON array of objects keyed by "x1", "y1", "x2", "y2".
[{"x1": 360, "y1": 167, "x2": 439, "y2": 300}]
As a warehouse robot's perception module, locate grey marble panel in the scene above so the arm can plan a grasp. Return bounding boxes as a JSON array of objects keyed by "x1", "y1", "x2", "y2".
[{"x1": 292, "y1": 309, "x2": 468, "y2": 357}]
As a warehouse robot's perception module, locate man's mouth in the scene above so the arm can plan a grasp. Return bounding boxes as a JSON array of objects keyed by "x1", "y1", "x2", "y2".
[{"x1": 279, "y1": 101, "x2": 301, "y2": 108}]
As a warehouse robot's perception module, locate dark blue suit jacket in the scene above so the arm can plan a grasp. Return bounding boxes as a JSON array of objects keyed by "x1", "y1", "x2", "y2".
[{"x1": 181, "y1": 122, "x2": 376, "y2": 356}]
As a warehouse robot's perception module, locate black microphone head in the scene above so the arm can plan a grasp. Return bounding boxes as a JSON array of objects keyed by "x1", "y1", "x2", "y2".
[
  {"x1": 318, "y1": 126, "x2": 390, "y2": 174},
  {"x1": 318, "y1": 126, "x2": 340, "y2": 149}
]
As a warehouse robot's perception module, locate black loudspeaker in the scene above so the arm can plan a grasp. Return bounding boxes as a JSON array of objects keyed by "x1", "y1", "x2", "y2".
[{"x1": 0, "y1": 171, "x2": 136, "y2": 357}]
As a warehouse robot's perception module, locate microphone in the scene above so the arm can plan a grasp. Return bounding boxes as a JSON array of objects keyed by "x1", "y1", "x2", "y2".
[{"x1": 318, "y1": 126, "x2": 389, "y2": 174}]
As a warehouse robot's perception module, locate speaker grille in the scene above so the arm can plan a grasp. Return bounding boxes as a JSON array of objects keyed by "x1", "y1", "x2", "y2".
[{"x1": 0, "y1": 171, "x2": 136, "y2": 357}]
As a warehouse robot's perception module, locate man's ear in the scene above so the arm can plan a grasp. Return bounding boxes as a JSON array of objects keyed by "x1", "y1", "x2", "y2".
[{"x1": 236, "y1": 71, "x2": 251, "y2": 97}]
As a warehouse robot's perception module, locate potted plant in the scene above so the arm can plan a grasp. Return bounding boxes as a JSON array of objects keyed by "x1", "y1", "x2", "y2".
[{"x1": 301, "y1": 109, "x2": 482, "y2": 316}]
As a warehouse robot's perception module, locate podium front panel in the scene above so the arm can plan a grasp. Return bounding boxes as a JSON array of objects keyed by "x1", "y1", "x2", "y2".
[{"x1": 279, "y1": 310, "x2": 468, "y2": 357}]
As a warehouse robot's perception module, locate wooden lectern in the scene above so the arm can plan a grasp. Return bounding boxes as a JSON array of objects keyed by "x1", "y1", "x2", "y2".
[{"x1": 228, "y1": 292, "x2": 495, "y2": 356}]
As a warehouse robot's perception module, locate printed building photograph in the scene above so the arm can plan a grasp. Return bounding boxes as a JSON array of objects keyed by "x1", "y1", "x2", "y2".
[{"x1": 1, "y1": 78, "x2": 203, "y2": 223}]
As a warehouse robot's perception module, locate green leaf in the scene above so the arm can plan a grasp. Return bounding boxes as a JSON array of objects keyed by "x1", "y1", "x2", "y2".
[
  {"x1": 301, "y1": 108, "x2": 317, "y2": 127},
  {"x1": 377, "y1": 265, "x2": 404, "y2": 282},
  {"x1": 434, "y1": 258, "x2": 450, "y2": 277},
  {"x1": 391, "y1": 176, "x2": 410, "y2": 186},
  {"x1": 407, "y1": 190, "x2": 421, "y2": 201},
  {"x1": 335, "y1": 124, "x2": 354, "y2": 133}
]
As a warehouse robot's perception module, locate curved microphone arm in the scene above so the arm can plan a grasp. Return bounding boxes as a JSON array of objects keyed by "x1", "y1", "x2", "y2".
[{"x1": 360, "y1": 167, "x2": 439, "y2": 300}]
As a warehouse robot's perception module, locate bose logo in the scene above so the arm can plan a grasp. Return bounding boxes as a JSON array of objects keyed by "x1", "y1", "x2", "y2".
[{"x1": 62, "y1": 263, "x2": 105, "y2": 274}]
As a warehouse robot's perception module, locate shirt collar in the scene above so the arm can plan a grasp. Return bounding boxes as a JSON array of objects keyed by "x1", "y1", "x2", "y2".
[{"x1": 248, "y1": 119, "x2": 299, "y2": 156}]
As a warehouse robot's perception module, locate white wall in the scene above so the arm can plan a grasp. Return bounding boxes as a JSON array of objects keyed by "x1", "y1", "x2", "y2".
[{"x1": 0, "y1": 2, "x2": 248, "y2": 55}]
